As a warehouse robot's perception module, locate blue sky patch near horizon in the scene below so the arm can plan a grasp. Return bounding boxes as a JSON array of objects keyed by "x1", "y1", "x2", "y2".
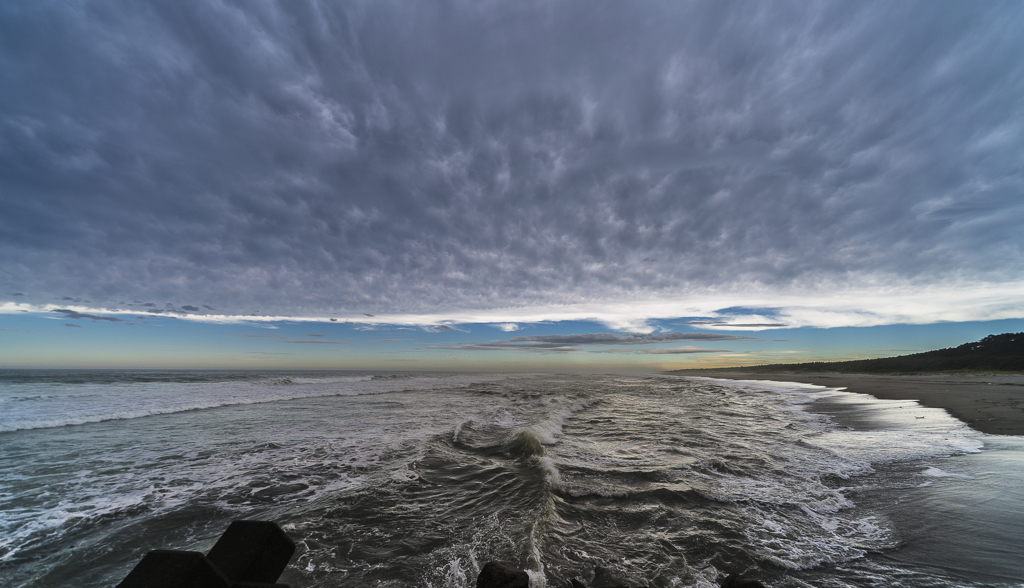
[{"x1": 3, "y1": 309, "x2": 1021, "y2": 371}]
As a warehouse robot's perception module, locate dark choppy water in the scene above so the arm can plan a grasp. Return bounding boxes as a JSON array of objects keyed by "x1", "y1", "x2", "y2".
[{"x1": 1, "y1": 371, "x2": 1021, "y2": 587}]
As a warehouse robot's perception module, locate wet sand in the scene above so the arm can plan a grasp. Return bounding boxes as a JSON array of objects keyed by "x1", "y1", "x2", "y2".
[{"x1": 670, "y1": 371, "x2": 1024, "y2": 436}]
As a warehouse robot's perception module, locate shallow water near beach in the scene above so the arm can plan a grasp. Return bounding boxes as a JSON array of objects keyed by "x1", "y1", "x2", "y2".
[{"x1": 1, "y1": 371, "x2": 1022, "y2": 587}]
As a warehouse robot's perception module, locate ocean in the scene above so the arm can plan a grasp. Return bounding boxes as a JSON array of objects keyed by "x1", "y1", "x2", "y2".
[{"x1": 1, "y1": 370, "x2": 1022, "y2": 587}]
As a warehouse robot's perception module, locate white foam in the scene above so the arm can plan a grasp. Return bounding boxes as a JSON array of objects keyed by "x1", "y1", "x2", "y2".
[
  {"x1": 493, "y1": 408, "x2": 523, "y2": 428},
  {"x1": 1, "y1": 375, "x2": 524, "y2": 567},
  {"x1": 285, "y1": 375, "x2": 374, "y2": 385},
  {"x1": 525, "y1": 521, "x2": 547, "y2": 588},
  {"x1": 536, "y1": 456, "x2": 562, "y2": 488},
  {"x1": 524, "y1": 399, "x2": 596, "y2": 445},
  {"x1": 743, "y1": 506, "x2": 890, "y2": 570},
  {"x1": 453, "y1": 420, "x2": 469, "y2": 444},
  {"x1": 1, "y1": 373, "x2": 511, "y2": 432},
  {"x1": 669, "y1": 375, "x2": 991, "y2": 572},
  {"x1": 920, "y1": 466, "x2": 974, "y2": 479}
]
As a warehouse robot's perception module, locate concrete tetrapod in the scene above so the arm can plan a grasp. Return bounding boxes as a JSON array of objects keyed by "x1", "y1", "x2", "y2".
[{"x1": 117, "y1": 520, "x2": 296, "y2": 588}]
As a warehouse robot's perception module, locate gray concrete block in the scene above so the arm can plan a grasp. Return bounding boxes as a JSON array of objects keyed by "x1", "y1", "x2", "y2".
[
  {"x1": 206, "y1": 520, "x2": 296, "y2": 584},
  {"x1": 116, "y1": 550, "x2": 231, "y2": 588}
]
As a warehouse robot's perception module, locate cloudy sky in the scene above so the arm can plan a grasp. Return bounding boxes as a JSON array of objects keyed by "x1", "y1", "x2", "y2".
[{"x1": 2, "y1": 1, "x2": 1022, "y2": 368}]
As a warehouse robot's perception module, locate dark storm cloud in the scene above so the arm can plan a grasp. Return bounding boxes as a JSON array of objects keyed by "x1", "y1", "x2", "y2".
[
  {"x1": 2, "y1": 1, "x2": 1022, "y2": 317},
  {"x1": 638, "y1": 347, "x2": 730, "y2": 355},
  {"x1": 591, "y1": 346, "x2": 730, "y2": 355},
  {"x1": 431, "y1": 331, "x2": 753, "y2": 352},
  {"x1": 674, "y1": 321, "x2": 788, "y2": 328},
  {"x1": 283, "y1": 339, "x2": 350, "y2": 345},
  {"x1": 53, "y1": 309, "x2": 122, "y2": 322},
  {"x1": 508, "y1": 333, "x2": 753, "y2": 346}
]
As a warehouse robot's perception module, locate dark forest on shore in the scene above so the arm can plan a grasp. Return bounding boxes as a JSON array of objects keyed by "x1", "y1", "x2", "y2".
[{"x1": 671, "y1": 333, "x2": 1024, "y2": 375}]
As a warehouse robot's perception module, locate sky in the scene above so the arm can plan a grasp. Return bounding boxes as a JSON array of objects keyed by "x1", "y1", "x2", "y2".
[{"x1": 1, "y1": 1, "x2": 1023, "y2": 370}]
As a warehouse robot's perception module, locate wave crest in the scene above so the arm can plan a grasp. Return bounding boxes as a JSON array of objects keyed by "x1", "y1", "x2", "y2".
[{"x1": 508, "y1": 431, "x2": 546, "y2": 458}]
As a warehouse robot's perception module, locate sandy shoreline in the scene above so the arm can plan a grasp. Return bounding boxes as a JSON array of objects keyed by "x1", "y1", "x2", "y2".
[{"x1": 670, "y1": 371, "x2": 1024, "y2": 436}]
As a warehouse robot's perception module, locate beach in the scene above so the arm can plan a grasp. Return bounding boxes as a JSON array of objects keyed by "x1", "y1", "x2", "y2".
[{"x1": 671, "y1": 372, "x2": 1024, "y2": 436}]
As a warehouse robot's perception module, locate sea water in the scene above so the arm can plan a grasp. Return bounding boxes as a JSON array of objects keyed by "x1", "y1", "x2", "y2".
[{"x1": 1, "y1": 371, "x2": 1021, "y2": 587}]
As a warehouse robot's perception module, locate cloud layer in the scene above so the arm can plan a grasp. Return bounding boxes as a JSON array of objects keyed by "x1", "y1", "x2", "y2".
[
  {"x1": 2, "y1": 1, "x2": 1022, "y2": 326},
  {"x1": 431, "y1": 331, "x2": 753, "y2": 353}
]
